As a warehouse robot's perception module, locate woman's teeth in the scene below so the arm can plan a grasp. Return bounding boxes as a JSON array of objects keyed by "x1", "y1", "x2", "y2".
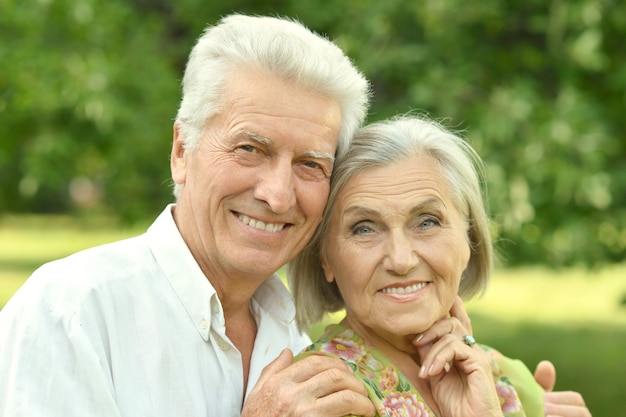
[{"x1": 381, "y1": 282, "x2": 428, "y2": 294}]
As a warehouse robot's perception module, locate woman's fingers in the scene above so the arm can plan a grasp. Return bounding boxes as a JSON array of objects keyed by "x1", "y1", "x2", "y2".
[
  {"x1": 413, "y1": 317, "x2": 470, "y2": 348},
  {"x1": 449, "y1": 295, "x2": 473, "y2": 335},
  {"x1": 417, "y1": 333, "x2": 485, "y2": 378}
]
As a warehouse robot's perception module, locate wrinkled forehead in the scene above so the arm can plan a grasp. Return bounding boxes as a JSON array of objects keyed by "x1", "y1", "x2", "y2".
[{"x1": 335, "y1": 155, "x2": 455, "y2": 211}]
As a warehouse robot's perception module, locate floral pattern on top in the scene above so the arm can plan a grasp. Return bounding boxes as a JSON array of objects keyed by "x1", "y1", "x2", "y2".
[{"x1": 297, "y1": 324, "x2": 528, "y2": 417}]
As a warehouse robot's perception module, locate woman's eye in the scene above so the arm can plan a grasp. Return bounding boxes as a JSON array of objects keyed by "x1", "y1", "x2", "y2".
[
  {"x1": 419, "y1": 217, "x2": 440, "y2": 228},
  {"x1": 351, "y1": 223, "x2": 374, "y2": 235}
]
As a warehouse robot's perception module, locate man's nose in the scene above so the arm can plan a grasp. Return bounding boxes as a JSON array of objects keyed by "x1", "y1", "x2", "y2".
[{"x1": 253, "y1": 159, "x2": 296, "y2": 214}]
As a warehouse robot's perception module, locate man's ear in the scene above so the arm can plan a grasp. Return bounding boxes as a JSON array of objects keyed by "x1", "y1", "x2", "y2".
[
  {"x1": 321, "y1": 253, "x2": 335, "y2": 283},
  {"x1": 171, "y1": 121, "x2": 187, "y2": 185}
]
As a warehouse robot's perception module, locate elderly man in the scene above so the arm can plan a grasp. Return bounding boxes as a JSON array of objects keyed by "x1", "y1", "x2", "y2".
[{"x1": 0, "y1": 14, "x2": 374, "y2": 417}]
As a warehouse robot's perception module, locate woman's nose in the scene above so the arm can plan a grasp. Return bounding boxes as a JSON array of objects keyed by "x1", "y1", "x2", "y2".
[{"x1": 382, "y1": 230, "x2": 419, "y2": 275}]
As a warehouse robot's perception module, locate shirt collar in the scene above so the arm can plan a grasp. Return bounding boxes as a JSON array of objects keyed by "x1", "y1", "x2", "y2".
[
  {"x1": 251, "y1": 273, "x2": 298, "y2": 325},
  {"x1": 147, "y1": 204, "x2": 298, "y2": 340}
]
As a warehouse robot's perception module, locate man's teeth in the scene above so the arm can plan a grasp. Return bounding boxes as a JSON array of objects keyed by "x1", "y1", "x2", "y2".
[
  {"x1": 382, "y1": 283, "x2": 428, "y2": 294},
  {"x1": 239, "y1": 215, "x2": 285, "y2": 233}
]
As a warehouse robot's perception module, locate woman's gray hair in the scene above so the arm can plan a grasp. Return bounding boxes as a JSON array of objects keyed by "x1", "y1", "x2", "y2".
[
  {"x1": 288, "y1": 115, "x2": 493, "y2": 330},
  {"x1": 173, "y1": 14, "x2": 370, "y2": 198}
]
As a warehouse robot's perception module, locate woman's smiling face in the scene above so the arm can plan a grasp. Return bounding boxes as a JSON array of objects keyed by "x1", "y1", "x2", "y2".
[{"x1": 321, "y1": 153, "x2": 471, "y2": 348}]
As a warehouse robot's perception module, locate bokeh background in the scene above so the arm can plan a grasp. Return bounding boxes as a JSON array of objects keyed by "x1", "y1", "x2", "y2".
[{"x1": 1, "y1": 0, "x2": 625, "y2": 415}]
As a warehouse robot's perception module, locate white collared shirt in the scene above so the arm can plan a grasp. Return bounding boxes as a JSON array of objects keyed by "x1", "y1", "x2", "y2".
[{"x1": 0, "y1": 204, "x2": 311, "y2": 416}]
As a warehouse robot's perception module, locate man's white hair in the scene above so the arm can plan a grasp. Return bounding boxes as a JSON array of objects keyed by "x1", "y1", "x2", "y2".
[{"x1": 173, "y1": 14, "x2": 370, "y2": 198}]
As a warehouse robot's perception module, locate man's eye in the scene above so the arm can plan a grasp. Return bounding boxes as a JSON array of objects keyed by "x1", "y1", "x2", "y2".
[
  {"x1": 240, "y1": 145, "x2": 257, "y2": 153},
  {"x1": 296, "y1": 160, "x2": 330, "y2": 181}
]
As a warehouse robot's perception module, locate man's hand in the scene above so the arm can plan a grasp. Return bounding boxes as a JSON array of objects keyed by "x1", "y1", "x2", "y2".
[
  {"x1": 242, "y1": 349, "x2": 376, "y2": 417},
  {"x1": 534, "y1": 360, "x2": 592, "y2": 417}
]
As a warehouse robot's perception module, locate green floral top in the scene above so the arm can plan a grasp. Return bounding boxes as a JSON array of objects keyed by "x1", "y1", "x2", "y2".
[{"x1": 295, "y1": 324, "x2": 545, "y2": 417}]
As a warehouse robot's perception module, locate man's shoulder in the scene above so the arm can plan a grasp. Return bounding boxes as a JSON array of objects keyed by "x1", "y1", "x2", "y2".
[
  {"x1": 42, "y1": 233, "x2": 151, "y2": 278},
  {"x1": 8, "y1": 234, "x2": 155, "y2": 310}
]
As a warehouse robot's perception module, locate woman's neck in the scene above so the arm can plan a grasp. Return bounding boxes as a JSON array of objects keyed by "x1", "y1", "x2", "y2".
[
  {"x1": 340, "y1": 316, "x2": 420, "y2": 367},
  {"x1": 339, "y1": 317, "x2": 442, "y2": 416}
]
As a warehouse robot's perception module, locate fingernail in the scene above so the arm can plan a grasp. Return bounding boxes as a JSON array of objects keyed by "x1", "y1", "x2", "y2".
[
  {"x1": 419, "y1": 365, "x2": 426, "y2": 377},
  {"x1": 415, "y1": 334, "x2": 424, "y2": 343},
  {"x1": 444, "y1": 362, "x2": 451, "y2": 373}
]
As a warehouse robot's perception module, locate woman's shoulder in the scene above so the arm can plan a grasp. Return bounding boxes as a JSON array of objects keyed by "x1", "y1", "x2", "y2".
[
  {"x1": 480, "y1": 344, "x2": 545, "y2": 417},
  {"x1": 295, "y1": 323, "x2": 362, "y2": 359}
]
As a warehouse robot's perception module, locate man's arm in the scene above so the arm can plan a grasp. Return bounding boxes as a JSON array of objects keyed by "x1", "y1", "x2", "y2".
[{"x1": 0, "y1": 268, "x2": 122, "y2": 417}]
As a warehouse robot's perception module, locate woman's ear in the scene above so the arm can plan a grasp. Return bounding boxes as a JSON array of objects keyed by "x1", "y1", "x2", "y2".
[{"x1": 321, "y1": 253, "x2": 335, "y2": 283}]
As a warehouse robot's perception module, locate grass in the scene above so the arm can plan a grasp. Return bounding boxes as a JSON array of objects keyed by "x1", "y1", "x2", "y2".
[{"x1": 1, "y1": 214, "x2": 625, "y2": 416}]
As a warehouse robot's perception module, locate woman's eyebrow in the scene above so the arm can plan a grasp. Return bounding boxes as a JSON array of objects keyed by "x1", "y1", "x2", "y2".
[
  {"x1": 408, "y1": 198, "x2": 447, "y2": 214},
  {"x1": 343, "y1": 206, "x2": 380, "y2": 217},
  {"x1": 343, "y1": 198, "x2": 446, "y2": 217}
]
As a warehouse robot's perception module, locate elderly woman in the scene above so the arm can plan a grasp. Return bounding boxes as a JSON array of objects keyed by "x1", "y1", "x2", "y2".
[{"x1": 288, "y1": 115, "x2": 589, "y2": 417}]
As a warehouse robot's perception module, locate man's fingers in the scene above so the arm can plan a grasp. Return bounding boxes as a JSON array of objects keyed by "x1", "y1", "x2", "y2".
[
  {"x1": 294, "y1": 355, "x2": 374, "y2": 416},
  {"x1": 534, "y1": 360, "x2": 556, "y2": 392},
  {"x1": 255, "y1": 348, "x2": 294, "y2": 385},
  {"x1": 246, "y1": 352, "x2": 376, "y2": 417},
  {"x1": 544, "y1": 391, "x2": 591, "y2": 417},
  {"x1": 303, "y1": 358, "x2": 360, "y2": 389},
  {"x1": 259, "y1": 350, "x2": 353, "y2": 384},
  {"x1": 313, "y1": 387, "x2": 376, "y2": 417}
]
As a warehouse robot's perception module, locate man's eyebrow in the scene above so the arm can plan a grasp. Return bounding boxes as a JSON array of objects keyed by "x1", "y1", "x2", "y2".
[
  {"x1": 303, "y1": 150, "x2": 335, "y2": 164},
  {"x1": 235, "y1": 129, "x2": 271, "y2": 145},
  {"x1": 236, "y1": 129, "x2": 335, "y2": 164}
]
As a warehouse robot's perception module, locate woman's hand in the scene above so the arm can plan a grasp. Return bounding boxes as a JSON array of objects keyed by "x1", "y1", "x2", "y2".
[{"x1": 412, "y1": 296, "x2": 503, "y2": 417}]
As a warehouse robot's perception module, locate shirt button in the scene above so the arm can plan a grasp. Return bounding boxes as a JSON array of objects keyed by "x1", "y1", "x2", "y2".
[
  {"x1": 212, "y1": 304, "x2": 219, "y2": 314},
  {"x1": 199, "y1": 319, "x2": 208, "y2": 330},
  {"x1": 219, "y1": 341, "x2": 230, "y2": 351}
]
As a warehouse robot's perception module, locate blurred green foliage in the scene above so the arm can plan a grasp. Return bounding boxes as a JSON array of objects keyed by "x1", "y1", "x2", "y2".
[{"x1": 1, "y1": 0, "x2": 625, "y2": 266}]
